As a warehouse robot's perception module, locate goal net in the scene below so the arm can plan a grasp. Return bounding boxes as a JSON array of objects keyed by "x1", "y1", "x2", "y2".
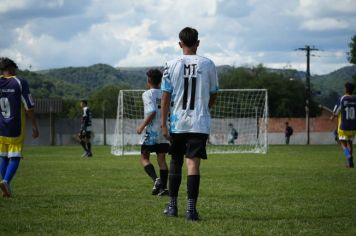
[{"x1": 111, "y1": 89, "x2": 268, "y2": 155}]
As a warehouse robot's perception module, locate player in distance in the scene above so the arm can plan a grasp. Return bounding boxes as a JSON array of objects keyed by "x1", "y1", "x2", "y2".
[{"x1": 79, "y1": 100, "x2": 93, "y2": 157}]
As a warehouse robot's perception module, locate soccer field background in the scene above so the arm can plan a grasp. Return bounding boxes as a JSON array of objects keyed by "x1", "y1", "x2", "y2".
[{"x1": 1, "y1": 145, "x2": 355, "y2": 235}]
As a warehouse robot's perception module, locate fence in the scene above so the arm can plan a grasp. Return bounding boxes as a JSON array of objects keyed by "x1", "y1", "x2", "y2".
[{"x1": 23, "y1": 115, "x2": 337, "y2": 146}]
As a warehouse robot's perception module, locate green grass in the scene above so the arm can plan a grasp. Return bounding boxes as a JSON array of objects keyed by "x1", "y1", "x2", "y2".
[{"x1": 1, "y1": 145, "x2": 356, "y2": 235}]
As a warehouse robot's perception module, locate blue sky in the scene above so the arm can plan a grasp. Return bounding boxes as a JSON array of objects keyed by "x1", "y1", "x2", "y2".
[{"x1": 0, "y1": 0, "x2": 355, "y2": 74}]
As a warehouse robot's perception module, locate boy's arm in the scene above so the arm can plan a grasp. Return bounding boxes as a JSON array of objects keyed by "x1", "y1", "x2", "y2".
[
  {"x1": 160, "y1": 91, "x2": 171, "y2": 141},
  {"x1": 209, "y1": 93, "x2": 218, "y2": 109},
  {"x1": 26, "y1": 109, "x2": 39, "y2": 138},
  {"x1": 136, "y1": 112, "x2": 156, "y2": 134}
]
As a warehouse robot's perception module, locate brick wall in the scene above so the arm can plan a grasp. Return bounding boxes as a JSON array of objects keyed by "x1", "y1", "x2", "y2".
[{"x1": 268, "y1": 111, "x2": 337, "y2": 133}]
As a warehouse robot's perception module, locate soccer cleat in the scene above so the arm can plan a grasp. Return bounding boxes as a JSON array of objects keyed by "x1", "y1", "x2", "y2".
[
  {"x1": 186, "y1": 210, "x2": 200, "y2": 221},
  {"x1": 157, "y1": 189, "x2": 169, "y2": 196},
  {"x1": 0, "y1": 180, "x2": 11, "y2": 198},
  {"x1": 81, "y1": 152, "x2": 88, "y2": 157},
  {"x1": 163, "y1": 205, "x2": 178, "y2": 217},
  {"x1": 86, "y1": 152, "x2": 93, "y2": 157},
  {"x1": 152, "y1": 178, "x2": 162, "y2": 195}
]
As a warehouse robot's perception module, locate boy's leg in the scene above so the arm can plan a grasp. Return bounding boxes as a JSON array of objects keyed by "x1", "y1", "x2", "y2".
[
  {"x1": 347, "y1": 140, "x2": 354, "y2": 168},
  {"x1": 340, "y1": 140, "x2": 354, "y2": 168},
  {"x1": 186, "y1": 157, "x2": 201, "y2": 220},
  {"x1": 86, "y1": 141, "x2": 92, "y2": 156},
  {"x1": 157, "y1": 152, "x2": 168, "y2": 191},
  {"x1": 184, "y1": 133, "x2": 208, "y2": 221},
  {"x1": 0, "y1": 143, "x2": 9, "y2": 179},
  {"x1": 141, "y1": 147, "x2": 163, "y2": 195},
  {"x1": 141, "y1": 153, "x2": 158, "y2": 181},
  {"x1": 0, "y1": 157, "x2": 9, "y2": 179},
  {"x1": 3, "y1": 157, "x2": 21, "y2": 183},
  {"x1": 0, "y1": 157, "x2": 20, "y2": 197},
  {"x1": 80, "y1": 137, "x2": 88, "y2": 155},
  {"x1": 164, "y1": 134, "x2": 184, "y2": 217},
  {"x1": 164, "y1": 154, "x2": 183, "y2": 216},
  {"x1": 86, "y1": 134, "x2": 92, "y2": 156}
]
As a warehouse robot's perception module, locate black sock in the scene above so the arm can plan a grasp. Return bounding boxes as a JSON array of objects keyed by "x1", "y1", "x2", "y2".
[
  {"x1": 80, "y1": 141, "x2": 87, "y2": 152},
  {"x1": 187, "y1": 175, "x2": 200, "y2": 212},
  {"x1": 144, "y1": 164, "x2": 157, "y2": 181},
  {"x1": 169, "y1": 156, "x2": 183, "y2": 197},
  {"x1": 169, "y1": 197, "x2": 177, "y2": 207},
  {"x1": 349, "y1": 157, "x2": 354, "y2": 167},
  {"x1": 87, "y1": 142, "x2": 92, "y2": 153},
  {"x1": 160, "y1": 169, "x2": 168, "y2": 189}
]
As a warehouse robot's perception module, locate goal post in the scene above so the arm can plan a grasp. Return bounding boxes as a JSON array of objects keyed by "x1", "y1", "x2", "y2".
[{"x1": 111, "y1": 89, "x2": 268, "y2": 156}]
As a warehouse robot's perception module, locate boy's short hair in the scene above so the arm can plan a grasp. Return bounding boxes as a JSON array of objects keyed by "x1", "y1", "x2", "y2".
[
  {"x1": 179, "y1": 27, "x2": 198, "y2": 47},
  {"x1": 146, "y1": 69, "x2": 162, "y2": 86},
  {"x1": 80, "y1": 100, "x2": 88, "y2": 105},
  {"x1": 345, "y1": 82, "x2": 355, "y2": 94},
  {"x1": 0, "y1": 57, "x2": 18, "y2": 71}
]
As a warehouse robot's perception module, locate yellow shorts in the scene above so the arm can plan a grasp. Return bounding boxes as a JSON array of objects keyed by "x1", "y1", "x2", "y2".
[
  {"x1": 0, "y1": 143, "x2": 23, "y2": 158},
  {"x1": 338, "y1": 129, "x2": 356, "y2": 141}
]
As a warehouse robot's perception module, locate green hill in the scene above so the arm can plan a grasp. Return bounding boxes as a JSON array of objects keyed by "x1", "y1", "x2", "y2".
[
  {"x1": 28, "y1": 64, "x2": 356, "y2": 104},
  {"x1": 311, "y1": 66, "x2": 356, "y2": 95}
]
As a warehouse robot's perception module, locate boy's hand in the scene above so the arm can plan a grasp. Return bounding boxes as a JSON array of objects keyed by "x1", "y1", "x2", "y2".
[
  {"x1": 161, "y1": 125, "x2": 172, "y2": 141},
  {"x1": 32, "y1": 126, "x2": 39, "y2": 138},
  {"x1": 136, "y1": 126, "x2": 143, "y2": 134}
]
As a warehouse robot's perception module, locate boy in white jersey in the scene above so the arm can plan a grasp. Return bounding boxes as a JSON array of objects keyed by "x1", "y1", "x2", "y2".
[
  {"x1": 161, "y1": 27, "x2": 219, "y2": 220},
  {"x1": 137, "y1": 69, "x2": 169, "y2": 196}
]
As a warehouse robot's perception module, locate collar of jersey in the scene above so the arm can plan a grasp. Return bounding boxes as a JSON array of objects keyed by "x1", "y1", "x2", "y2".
[{"x1": 0, "y1": 75, "x2": 16, "y2": 79}]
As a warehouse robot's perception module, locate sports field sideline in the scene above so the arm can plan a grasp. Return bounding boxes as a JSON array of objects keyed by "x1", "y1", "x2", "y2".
[{"x1": 1, "y1": 145, "x2": 355, "y2": 235}]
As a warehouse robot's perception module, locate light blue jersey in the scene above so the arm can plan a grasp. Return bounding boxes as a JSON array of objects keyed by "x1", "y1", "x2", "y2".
[
  {"x1": 161, "y1": 55, "x2": 219, "y2": 134},
  {"x1": 141, "y1": 89, "x2": 169, "y2": 145}
]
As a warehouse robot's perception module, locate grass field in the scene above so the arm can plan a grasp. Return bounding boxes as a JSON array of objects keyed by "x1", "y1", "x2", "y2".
[{"x1": 1, "y1": 145, "x2": 356, "y2": 235}]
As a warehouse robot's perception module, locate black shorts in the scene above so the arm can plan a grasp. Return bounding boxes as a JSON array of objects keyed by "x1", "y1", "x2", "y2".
[
  {"x1": 170, "y1": 133, "x2": 209, "y2": 159},
  {"x1": 79, "y1": 131, "x2": 91, "y2": 139},
  {"x1": 141, "y1": 143, "x2": 170, "y2": 155}
]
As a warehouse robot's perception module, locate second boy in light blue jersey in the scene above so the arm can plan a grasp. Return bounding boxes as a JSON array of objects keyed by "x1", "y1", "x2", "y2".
[{"x1": 137, "y1": 69, "x2": 169, "y2": 196}]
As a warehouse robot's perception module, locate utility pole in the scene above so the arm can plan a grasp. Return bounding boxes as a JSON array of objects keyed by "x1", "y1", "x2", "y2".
[{"x1": 297, "y1": 45, "x2": 319, "y2": 145}]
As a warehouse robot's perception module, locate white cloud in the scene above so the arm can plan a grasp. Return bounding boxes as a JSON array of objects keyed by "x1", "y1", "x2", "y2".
[
  {"x1": 294, "y1": 0, "x2": 356, "y2": 18},
  {"x1": 0, "y1": 0, "x2": 354, "y2": 74},
  {"x1": 301, "y1": 18, "x2": 349, "y2": 31},
  {"x1": 0, "y1": 0, "x2": 64, "y2": 13},
  {"x1": 0, "y1": 0, "x2": 28, "y2": 13}
]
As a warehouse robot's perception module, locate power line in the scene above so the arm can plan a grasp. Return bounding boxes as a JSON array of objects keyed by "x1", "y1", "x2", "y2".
[{"x1": 296, "y1": 45, "x2": 319, "y2": 145}]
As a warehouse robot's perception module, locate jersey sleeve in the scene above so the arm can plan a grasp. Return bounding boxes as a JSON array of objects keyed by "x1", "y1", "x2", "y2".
[
  {"x1": 20, "y1": 79, "x2": 35, "y2": 110},
  {"x1": 208, "y1": 60, "x2": 219, "y2": 94},
  {"x1": 333, "y1": 97, "x2": 342, "y2": 115},
  {"x1": 85, "y1": 107, "x2": 91, "y2": 117},
  {"x1": 142, "y1": 92, "x2": 156, "y2": 114},
  {"x1": 161, "y1": 63, "x2": 173, "y2": 93}
]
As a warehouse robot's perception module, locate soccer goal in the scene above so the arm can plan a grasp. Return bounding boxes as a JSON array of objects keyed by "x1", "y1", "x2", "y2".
[{"x1": 111, "y1": 89, "x2": 268, "y2": 156}]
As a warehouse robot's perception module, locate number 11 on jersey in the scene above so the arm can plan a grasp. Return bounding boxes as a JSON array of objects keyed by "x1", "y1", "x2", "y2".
[{"x1": 182, "y1": 64, "x2": 197, "y2": 110}]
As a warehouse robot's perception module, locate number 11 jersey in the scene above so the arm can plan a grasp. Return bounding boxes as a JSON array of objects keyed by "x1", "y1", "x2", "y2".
[{"x1": 161, "y1": 55, "x2": 219, "y2": 134}]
